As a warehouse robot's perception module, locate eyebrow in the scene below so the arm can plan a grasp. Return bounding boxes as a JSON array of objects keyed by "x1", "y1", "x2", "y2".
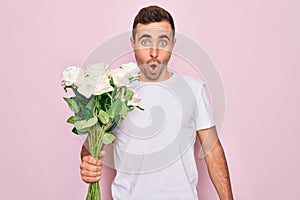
[
  {"x1": 138, "y1": 34, "x2": 171, "y2": 41},
  {"x1": 159, "y1": 35, "x2": 171, "y2": 41},
  {"x1": 138, "y1": 34, "x2": 152, "y2": 41}
]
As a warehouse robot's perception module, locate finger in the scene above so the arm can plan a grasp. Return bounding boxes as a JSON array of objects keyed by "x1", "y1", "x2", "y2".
[
  {"x1": 80, "y1": 162, "x2": 102, "y2": 172},
  {"x1": 82, "y1": 155, "x2": 102, "y2": 166},
  {"x1": 80, "y1": 169, "x2": 101, "y2": 178}
]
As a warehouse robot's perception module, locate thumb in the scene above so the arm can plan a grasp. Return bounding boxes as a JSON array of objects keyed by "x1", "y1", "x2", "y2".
[{"x1": 99, "y1": 150, "x2": 106, "y2": 160}]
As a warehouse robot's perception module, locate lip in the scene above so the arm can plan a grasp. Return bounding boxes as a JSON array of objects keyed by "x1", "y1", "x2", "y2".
[{"x1": 149, "y1": 64, "x2": 158, "y2": 74}]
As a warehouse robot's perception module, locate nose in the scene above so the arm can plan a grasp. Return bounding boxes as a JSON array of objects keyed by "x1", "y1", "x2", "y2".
[{"x1": 150, "y1": 46, "x2": 158, "y2": 58}]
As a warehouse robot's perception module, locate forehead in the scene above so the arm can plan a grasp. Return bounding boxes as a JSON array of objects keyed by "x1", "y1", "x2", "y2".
[{"x1": 135, "y1": 21, "x2": 173, "y2": 38}]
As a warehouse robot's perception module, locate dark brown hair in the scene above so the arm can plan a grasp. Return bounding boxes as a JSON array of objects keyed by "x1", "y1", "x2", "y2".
[{"x1": 132, "y1": 5, "x2": 175, "y2": 41}]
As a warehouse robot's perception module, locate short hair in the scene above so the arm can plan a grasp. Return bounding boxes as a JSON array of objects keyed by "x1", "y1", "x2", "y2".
[{"x1": 132, "y1": 5, "x2": 175, "y2": 41}]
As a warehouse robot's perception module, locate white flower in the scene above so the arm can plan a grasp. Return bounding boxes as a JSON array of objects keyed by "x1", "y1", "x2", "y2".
[
  {"x1": 110, "y1": 68, "x2": 130, "y2": 86},
  {"x1": 110, "y1": 62, "x2": 140, "y2": 86},
  {"x1": 128, "y1": 92, "x2": 141, "y2": 106},
  {"x1": 93, "y1": 74, "x2": 114, "y2": 96},
  {"x1": 77, "y1": 63, "x2": 113, "y2": 98},
  {"x1": 86, "y1": 63, "x2": 107, "y2": 77},
  {"x1": 120, "y1": 62, "x2": 140, "y2": 78},
  {"x1": 61, "y1": 66, "x2": 81, "y2": 87}
]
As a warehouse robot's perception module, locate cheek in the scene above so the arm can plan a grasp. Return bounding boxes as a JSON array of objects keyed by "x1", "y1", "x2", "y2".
[
  {"x1": 159, "y1": 50, "x2": 172, "y2": 61},
  {"x1": 134, "y1": 49, "x2": 149, "y2": 61}
]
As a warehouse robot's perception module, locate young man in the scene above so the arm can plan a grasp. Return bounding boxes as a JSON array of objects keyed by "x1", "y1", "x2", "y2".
[{"x1": 80, "y1": 5, "x2": 234, "y2": 200}]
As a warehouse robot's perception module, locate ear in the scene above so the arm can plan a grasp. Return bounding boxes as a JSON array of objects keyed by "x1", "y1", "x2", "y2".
[{"x1": 130, "y1": 37, "x2": 135, "y2": 49}]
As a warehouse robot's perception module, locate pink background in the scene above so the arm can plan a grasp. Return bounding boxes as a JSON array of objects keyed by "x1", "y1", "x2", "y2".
[{"x1": 1, "y1": 0, "x2": 299, "y2": 199}]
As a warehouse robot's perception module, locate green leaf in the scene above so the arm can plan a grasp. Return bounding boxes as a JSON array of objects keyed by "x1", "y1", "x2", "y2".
[
  {"x1": 98, "y1": 110, "x2": 109, "y2": 124},
  {"x1": 124, "y1": 89, "x2": 134, "y2": 101},
  {"x1": 102, "y1": 133, "x2": 116, "y2": 144},
  {"x1": 74, "y1": 116, "x2": 98, "y2": 132},
  {"x1": 81, "y1": 108, "x2": 93, "y2": 120},
  {"x1": 72, "y1": 88, "x2": 89, "y2": 104},
  {"x1": 106, "y1": 115, "x2": 120, "y2": 132},
  {"x1": 66, "y1": 116, "x2": 80, "y2": 124},
  {"x1": 108, "y1": 99, "x2": 122, "y2": 118},
  {"x1": 120, "y1": 102, "x2": 128, "y2": 117},
  {"x1": 63, "y1": 97, "x2": 79, "y2": 113},
  {"x1": 86, "y1": 97, "x2": 95, "y2": 111},
  {"x1": 72, "y1": 127, "x2": 87, "y2": 135}
]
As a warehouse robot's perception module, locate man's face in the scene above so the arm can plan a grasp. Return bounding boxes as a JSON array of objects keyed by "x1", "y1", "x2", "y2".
[{"x1": 131, "y1": 21, "x2": 176, "y2": 81}]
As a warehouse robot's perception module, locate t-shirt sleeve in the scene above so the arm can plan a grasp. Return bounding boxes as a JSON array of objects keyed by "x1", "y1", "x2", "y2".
[{"x1": 194, "y1": 82, "x2": 216, "y2": 130}]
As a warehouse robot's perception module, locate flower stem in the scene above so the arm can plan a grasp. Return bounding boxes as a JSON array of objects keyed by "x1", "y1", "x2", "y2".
[{"x1": 86, "y1": 124, "x2": 102, "y2": 200}]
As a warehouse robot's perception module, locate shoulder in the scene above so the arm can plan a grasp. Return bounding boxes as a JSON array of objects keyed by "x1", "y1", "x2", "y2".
[{"x1": 176, "y1": 73, "x2": 206, "y2": 91}]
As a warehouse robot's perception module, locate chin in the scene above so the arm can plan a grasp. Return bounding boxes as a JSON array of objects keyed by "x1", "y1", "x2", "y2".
[{"x1": 146, "y1": 74, "x2": 160, "y2": 80}]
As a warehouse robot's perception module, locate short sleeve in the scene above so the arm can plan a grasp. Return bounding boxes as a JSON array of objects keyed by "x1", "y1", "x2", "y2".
[{"x1": 194, "y1": 83, "x2": 216, "y2": 130}]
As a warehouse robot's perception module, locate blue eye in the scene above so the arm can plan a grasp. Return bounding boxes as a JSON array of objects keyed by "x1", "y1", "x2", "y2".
[
  {"x1": 142, "y1": 39, "x2": 150, "y2": 46},
  {"x1": 159, "y1": 40, "x2": 167, "y2": 47}
]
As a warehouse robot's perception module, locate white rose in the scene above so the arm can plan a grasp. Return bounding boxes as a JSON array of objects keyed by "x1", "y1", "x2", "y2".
[
  {"x1": 110, "y1": 68, "x2": 130, "y2": 86},
  {"x1": 120, "y1": 62, "x2": 140, "y2": 78},
  {"x1": 77, "y1": 63, "x2": 113, "y2": 98},
  {"x1": 93, "y1": 74, "x2": 114, "y2": 96},
  {"x1": 110, "y1": 62, "x2": 140, "y2": 86},
  {"x1": 128, "y1": 92, "x2": 141, "y2": 106},
  {"x1": 61, "y1": 66, "x2": 81, "y2": 87},
  {"x1": 86, "y1": 63, "x2": 107, "y2": 77}
]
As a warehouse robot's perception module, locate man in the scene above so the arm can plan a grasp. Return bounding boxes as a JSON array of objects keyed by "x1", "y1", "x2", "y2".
[{"x1": 80, "y1": 5, "x2": 234, "y2": 200}]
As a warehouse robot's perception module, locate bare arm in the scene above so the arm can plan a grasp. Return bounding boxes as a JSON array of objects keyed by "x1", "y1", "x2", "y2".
[{"x1": 197, "y1": 126, "x2": 234, "y2": 200}]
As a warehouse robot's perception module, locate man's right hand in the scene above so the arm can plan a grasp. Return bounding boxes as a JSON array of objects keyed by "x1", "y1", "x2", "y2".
[{"x1": 80, "y1": 151, "x2": 106, "y2": 183}]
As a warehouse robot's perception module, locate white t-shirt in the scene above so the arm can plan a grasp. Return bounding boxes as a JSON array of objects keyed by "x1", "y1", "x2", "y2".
[{"x1": 111, "y1": 73, "x2": 215, "y2": 200}]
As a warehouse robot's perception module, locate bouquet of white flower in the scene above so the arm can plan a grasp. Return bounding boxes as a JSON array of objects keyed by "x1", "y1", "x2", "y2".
[{"x1": 61, "y1": 62, "x2": 142, "y2": 200}]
